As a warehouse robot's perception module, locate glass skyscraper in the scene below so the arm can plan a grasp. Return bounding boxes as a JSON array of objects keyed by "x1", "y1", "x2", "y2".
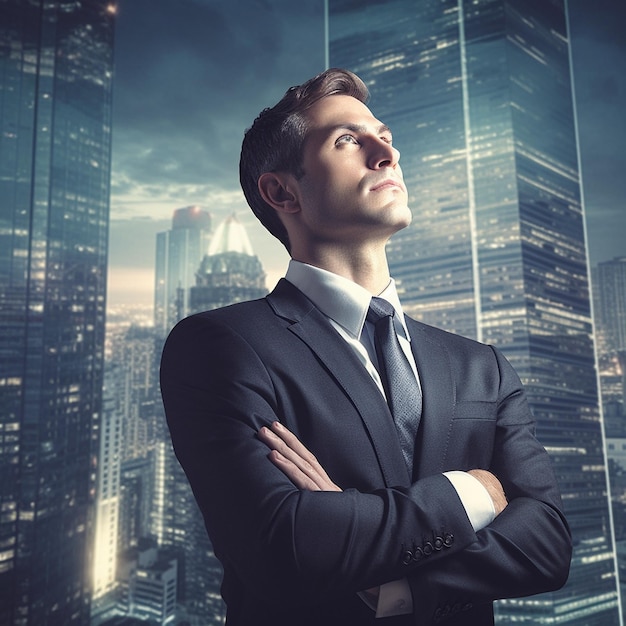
[
  {"x1": 0, "y1": 1, "x2": 115, "y2": 624},
  {"x1": 328, "y1": 0, "x2": 619, "y2": 623},
  {"x1": 594, "y1": 258, "x2": 626, "y2": 354},
  {"x1": 154, "y1": 206, "x2": 212, "y2": 338}
]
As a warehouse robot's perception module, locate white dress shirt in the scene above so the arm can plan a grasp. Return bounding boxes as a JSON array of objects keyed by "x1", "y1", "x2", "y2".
[{"x1": 285, "y1": 260, "x2": 495, "y2": 617}]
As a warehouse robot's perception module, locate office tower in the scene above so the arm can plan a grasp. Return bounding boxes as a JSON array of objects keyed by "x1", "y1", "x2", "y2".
[
  {"x1": 594, "y1": 259, "x2": 626, "y2": 614},
  {"x1": 154, "y1": 206, "x2": 212, "y2": 338},
  {"x1": 118, "y1": 456, "x2": 153, "y2": 555},
  {"x1": 594, "y1": 258, "x2": 626, "y2": 353},
  {"x1": 92, "y1": 369, "x2": 123, "y2": 604},
  {"x1": 123, "y1": 540, "x2": 177, "y2": 626},
  {"x1": 110, "y1": 325, "x2": 159, "y2": 464},
  {"x1": 0, "y1": 2, "x2": 115, "y2": 625},
  {"x1": 189, "y1": 214, "x2": 267, "y2": 312},
  {"x1": 328, "y1": 0, "x2": 619, "y2": 623}
]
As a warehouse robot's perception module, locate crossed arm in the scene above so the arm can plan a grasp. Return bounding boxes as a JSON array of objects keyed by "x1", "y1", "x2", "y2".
[
  {"x1": 259, "y1": 421, "x2": 511, "y2": 615},
  {"x1": 258, "y1": 420, "x2": 508, "y2": 514}
]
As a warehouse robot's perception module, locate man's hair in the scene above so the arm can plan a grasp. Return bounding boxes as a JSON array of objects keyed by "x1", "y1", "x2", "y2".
[{"x1": 239, "y1": 68, "x2": 370, "y2": 252}]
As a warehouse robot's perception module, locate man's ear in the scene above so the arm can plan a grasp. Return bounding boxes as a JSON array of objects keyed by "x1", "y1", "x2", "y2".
[{"x1": 258, "y1": 172, "x2": 300, "y2": 214}]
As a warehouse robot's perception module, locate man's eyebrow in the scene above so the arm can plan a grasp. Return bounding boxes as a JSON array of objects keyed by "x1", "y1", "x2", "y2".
[{"x1": 327, "y1": 123, "x2": 393, "y2": 136}]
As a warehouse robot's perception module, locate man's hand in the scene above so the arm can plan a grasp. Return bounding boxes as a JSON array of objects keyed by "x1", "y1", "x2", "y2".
[
  {"x1": 468, "y1": 469, "x2": 508, "y2": 516},
  {"x1": 259, "y1": 423, "x2": 383, "y2": 601},
  {"x1": 258, "y1": 421, "x2": 342, "y2": 492}
]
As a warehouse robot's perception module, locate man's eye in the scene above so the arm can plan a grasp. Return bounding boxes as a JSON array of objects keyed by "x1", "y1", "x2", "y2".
[{"x1": 336, "y1": 134, "x2": 359, "y2": 145}]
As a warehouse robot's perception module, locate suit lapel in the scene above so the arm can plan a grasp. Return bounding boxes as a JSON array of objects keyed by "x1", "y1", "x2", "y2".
[
  {"x1": 406, "y1": 318, "x2": 456, "y2": 478},
  {"x1": 267, "y1": 279, "x2": 411, "y2": 487}
]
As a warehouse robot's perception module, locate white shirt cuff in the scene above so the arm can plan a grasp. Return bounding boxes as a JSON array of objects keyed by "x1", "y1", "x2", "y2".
[
  {"x1": 375, "y1": 578, "x2": 413, "y2": 617},
  {"x1": 357, "y1": 578, "x2": 413, "y2": 618},
  {"x1": 443, "y1": 470, "x2": 495, "y2": 531}
]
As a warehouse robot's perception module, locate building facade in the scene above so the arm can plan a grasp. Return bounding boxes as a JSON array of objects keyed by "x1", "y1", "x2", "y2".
[
  {"x1": 593, "y1": 260, "x2": 626, "y2": 615},
  {"x1": 154, "y1": 206, "x2": 212, "y2": 338},
  {"x1": 328, "y1": 0, "x2": 619, "y2": 623},
  {"x1": 0, "y1": 1, "x2": 115, "y2": 624},
  {"x1": 594, "y1": 258, "x2": 626, "y2": 354},
  {"x1": 126, "y1": 541, "x2": 177, "y2": 626},
  {"x1": 92, "y1": 369, "x2": 124, "y2": 603}
]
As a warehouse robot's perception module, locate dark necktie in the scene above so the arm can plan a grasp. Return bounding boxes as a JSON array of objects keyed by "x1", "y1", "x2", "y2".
[{"x1": 366, "y1": 297, "x2": 422, "y2": 472}]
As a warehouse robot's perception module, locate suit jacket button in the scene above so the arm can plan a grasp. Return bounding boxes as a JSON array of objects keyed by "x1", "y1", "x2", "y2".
[
  {"x1": 435, "y1": 605, "x2": 450, "y2": 621},
  {"x1": 412, "y1": 547, "x2": 424, "y2": 562},
  {"x1": 423, "y1": 541, "x2": 434, "y2": 556},
  {"x1": 434, "y1": 536, "x2": 444, "y2": 550},
  {"x1": 402, "y1": 550, "x2": 413, "y2": 565},
  {"x1": 443, "y1": 533, "x2": 454, "y2": 547}
]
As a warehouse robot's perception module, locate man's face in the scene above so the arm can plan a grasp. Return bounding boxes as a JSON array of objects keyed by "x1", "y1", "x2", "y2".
[{"x1": 290, "y1": 94, "x2": 411, "y2": 247}]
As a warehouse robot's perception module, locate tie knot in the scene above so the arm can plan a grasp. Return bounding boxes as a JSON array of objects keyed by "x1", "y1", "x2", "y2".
[{"x1": 367, "y1": 296, "x2": 395, "y2": 324}]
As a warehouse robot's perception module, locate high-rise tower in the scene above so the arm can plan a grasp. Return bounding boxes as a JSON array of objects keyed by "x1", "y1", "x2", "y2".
[
  {"x1": 328, "y1": 0, "x2": 619, "y2": 623},
  {"x1": 154, "y1": 206, "x2": 212, "y2": 338},
  {"x1": 594, "y1": 258, "x2": 626, "y2": 354},
  {"x1": 0, "y1": 1, "x2": 115, "y2": 624}
]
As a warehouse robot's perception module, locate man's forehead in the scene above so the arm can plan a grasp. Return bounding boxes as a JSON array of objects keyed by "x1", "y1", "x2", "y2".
[{"x1": 305, "y1": 95, "x2": 389, "y2": 135}]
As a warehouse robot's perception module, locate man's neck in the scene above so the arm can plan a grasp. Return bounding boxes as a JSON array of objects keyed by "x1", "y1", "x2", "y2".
[{"x1": 291, "y1": 242, "x2": 390, "y2": 295}]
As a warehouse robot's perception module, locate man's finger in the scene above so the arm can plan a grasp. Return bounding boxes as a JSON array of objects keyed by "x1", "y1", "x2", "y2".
[
  {"x1": 268, "y1": 449, "x2": 323, "y2": 491},
  {"x1": 258, "y1": 425, "x2": 329, "y2": 489},
  {"x1": 258, "y1": 423, "x2": 341, "y2": 492}
]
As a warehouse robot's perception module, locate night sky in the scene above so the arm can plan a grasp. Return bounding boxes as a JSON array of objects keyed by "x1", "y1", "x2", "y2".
[{"x1": 107, "y1": 0, "x2": 626, "y2": 307}]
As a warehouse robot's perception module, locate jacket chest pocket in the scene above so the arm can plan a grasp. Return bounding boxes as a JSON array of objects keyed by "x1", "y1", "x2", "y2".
[{"x1": 446, "y1": 401, "x2": 497, "y2": 469}]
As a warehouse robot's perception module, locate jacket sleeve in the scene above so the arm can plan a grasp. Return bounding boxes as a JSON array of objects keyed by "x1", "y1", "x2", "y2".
[
  {"x1": 160, "y1": 313, "x2": 481, "y2": 609},
  {"x1": 408, "y1": 346, "x2": 572, "y2": 624}
]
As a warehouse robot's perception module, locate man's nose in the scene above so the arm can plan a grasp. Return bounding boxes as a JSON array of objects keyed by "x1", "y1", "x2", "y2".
[{"x1": 368, "y1": 138, "x2": 400, "y2": 170}]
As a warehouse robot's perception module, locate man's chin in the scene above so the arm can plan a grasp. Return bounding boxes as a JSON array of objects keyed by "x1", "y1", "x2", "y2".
[{"x1": 393, "y1": 205, "x2": 412, "y2": 230}]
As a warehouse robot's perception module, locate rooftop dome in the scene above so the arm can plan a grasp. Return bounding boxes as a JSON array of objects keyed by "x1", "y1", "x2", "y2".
[{"x1": 207, "y1": 214, "x2": 254, "y2": 257}]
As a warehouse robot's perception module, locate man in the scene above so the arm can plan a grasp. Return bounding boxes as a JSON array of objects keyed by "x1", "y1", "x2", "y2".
[{"x1": 160, "y1": 68, "x2": 571, "y2": 625}]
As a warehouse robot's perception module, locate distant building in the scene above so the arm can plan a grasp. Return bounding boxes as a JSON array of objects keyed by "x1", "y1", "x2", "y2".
[
  {"x1": 594, "y1": 260, "x2": 626, "y2": 616},
  {"x1": 104, "y1": 323, "x2": 161, "y2": 543},
  {"x1": 93, "y1": 370, "x2": 124, "y2": 601},
  {"x1": 0, "y1": 2, "x2": 115, "y2": 624},
  {"x1": 154, "y1": 206, "x2": 212, "y2": 337},
  {"x1": 125, "y1": 541, "x2": 177, "y2": 626},
  {"x1": 110, "y1": 325, "x2": 160, "y2": 464},
  {"x1": 97, "y1": 323, "x2": 163, "y2": 624},
  {"x1": 594, "y1": 258, "x2": 626, "y2": 353},
  {"x1": 189, "y1": 214, "x2": 267, "y2": 312},
  {"x1": 328, "y1": 0, "x2": 619, "y2": 623}
]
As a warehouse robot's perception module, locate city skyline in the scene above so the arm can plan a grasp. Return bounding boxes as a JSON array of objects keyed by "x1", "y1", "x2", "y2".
[
  {"x1": 107, "y1": 0, "x2": 626, "y2": 309},
  {"x1": 1, "y1": 1, "x2": 623, "y2": 624}
]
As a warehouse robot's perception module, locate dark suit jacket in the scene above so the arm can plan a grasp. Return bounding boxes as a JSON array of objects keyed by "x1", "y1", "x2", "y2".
[{"x1": 160, "y1": 279, "x2": 571, "y2": 625}]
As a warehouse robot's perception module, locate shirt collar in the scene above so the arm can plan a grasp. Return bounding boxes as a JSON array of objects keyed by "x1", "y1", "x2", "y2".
[{"x1": 285, "y1": 260, "x2": 410, "y2": 341}]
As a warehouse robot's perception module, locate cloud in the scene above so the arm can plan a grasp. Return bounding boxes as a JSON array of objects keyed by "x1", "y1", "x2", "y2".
[
  {"x1": 566, "y1": 0, "x2": 626, "y2": 264},
  {"x1": 111, "y1": 0, "x2": 325, "y2": 207}
]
